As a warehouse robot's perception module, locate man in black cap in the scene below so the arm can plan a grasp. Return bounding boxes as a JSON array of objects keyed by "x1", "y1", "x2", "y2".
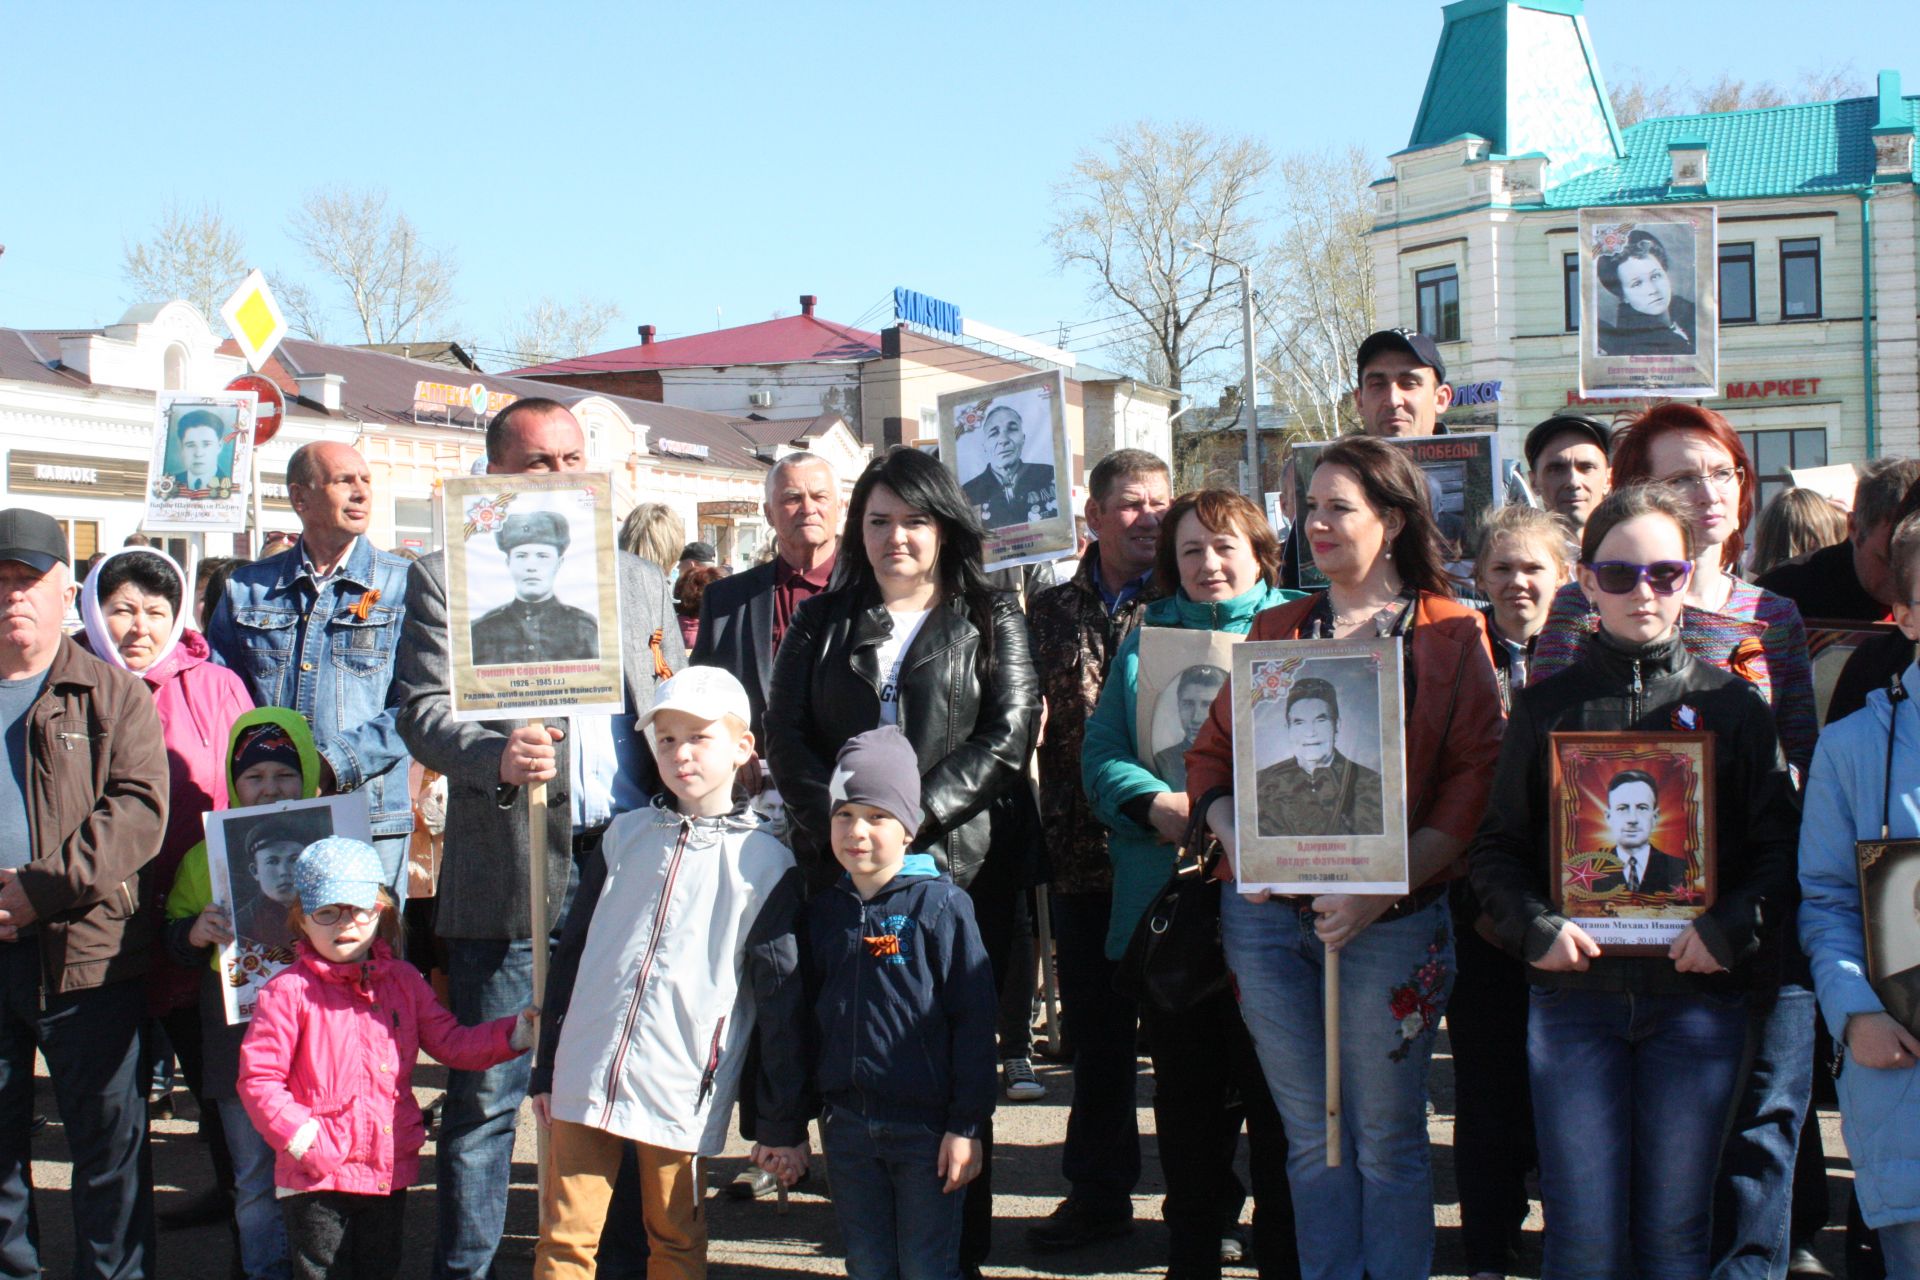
[
  {"x1": 676, "y1": 540, "x2": 718, "y2": 580},
  {"x1": 1353, "y1": 328, "x2": 1452, "y2": 437},
  {"x1": 470, "y1": 509, "x2": 601, "y2": 665},
  {"x1": 0, "y1": 508, "x2": 168, "y2": 1279},
  {"x1": 1525, "y1": 414, "x2": 1613, "y2": 536}
]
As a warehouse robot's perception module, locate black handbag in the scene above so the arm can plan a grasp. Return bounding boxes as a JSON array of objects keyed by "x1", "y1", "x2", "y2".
[{"x1": 1113, "y1": 788, "x2": 1232, "y2": 1016}]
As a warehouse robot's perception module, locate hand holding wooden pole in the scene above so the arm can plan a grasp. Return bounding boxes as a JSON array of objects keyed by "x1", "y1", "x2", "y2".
[{"x1": 1325, "y1": 948, "x2": 1342, "y2": 1168}]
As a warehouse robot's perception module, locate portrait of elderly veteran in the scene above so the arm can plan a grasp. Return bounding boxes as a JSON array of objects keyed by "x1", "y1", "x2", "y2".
[
  {"x1": 1595, "y1": 227, "x2": 1698, "y2": 357},
  {"x1": 469, "y1": 509, "x2": 601, "y2": 666},
  {"x1": 1254, "y1": 675, "x2": 1384, "y2": 837},
  {"x1": 168, "y1": 407, "x2": 232, "y2": 499},
  {"x1": 962, "y1": 403, "x2": 1058, "y2": 528},
  {"x1": 393, "y1": 397, "x2": 680, "y2": 1280},
  {"x1": 1152, "y1": 663, "x2": 1226, "y2": 791},
  {"x1": 1588, "y1": 768, "x2": 1694, "y2": 897}
]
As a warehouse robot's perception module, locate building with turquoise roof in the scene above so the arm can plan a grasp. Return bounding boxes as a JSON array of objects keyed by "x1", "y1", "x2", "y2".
[{"x1": 1371, "y1": 0, "x2": 1919, "y2": 502}]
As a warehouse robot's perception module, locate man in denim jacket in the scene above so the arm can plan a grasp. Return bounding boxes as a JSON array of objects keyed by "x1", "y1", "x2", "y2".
[{"x1": 207, "y1": 442, "x2": 415, "y2": 890}]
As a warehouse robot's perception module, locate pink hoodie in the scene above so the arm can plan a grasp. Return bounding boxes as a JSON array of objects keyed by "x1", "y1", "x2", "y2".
[{"x1": 238, "y1": 939, "x2": 521, "y2": 1195}]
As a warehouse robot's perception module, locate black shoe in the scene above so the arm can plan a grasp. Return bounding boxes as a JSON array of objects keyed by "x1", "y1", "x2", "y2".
[
  {"x1": 1788, "y1": 1246, "x2": 1836, "y2": 1278},
  {"x1": 158, "y1": 1188, "x2": 231, "y2": 1230},
  {"x1": 1026, "y1": 1197, "x2": 1134, "y2": 1251},
  {"x1": 421, "y1": 1093, "x2": 444, "y2": 1141}
]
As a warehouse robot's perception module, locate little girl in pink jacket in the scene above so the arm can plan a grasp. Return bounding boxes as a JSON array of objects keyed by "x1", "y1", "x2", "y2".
[{"x1": 238, "y1": 838, "x2": 535, "y2": 1279}]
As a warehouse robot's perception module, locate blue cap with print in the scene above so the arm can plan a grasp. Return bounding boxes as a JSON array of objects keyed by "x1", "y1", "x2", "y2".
[{"x1": 294, "y1": 837, "x2": 386, "y2": 915}]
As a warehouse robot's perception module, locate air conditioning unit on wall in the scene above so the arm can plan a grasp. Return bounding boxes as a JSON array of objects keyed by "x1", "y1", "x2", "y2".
[{"x1": 747, "y1": 390, "x2": 773, "y2": 408}]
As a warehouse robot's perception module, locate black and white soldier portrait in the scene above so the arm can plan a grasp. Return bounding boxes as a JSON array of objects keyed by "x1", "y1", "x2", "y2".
[{"x1": 470, "y1": 509, "x2": 601, "y2": 666}]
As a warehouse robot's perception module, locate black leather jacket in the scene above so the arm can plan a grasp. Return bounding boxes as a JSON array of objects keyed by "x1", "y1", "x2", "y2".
[
  {"x1": 1468, "y1": 628, "x2": 1800, "y2": 994},
  {"x1": 764, "y1": 586, "x2": 1040, "y2": 891}
]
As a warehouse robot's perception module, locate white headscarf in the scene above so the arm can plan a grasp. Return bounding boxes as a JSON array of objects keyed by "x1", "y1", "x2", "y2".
[{"x1": 80, "y1": 546, "x2": 190, "y2": 674}]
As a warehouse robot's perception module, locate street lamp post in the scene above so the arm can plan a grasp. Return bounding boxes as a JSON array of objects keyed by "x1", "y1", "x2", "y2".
[{"x1": 1183, "y1": 240, "x2": 1259, "y2": 500}]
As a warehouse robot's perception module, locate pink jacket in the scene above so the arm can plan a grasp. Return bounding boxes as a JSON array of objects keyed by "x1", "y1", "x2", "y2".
[{"x1": 238, "y1": 939, "x2": 521, "y2": 1195}]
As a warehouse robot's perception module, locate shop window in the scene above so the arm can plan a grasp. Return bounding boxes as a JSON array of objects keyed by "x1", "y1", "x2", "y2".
[
  {"x1": 1781, "y1": 239, "x2": 1822, "y2": 319},
  {"x1": 1563, "y1": 253, "x2": 1580, "y2": 332},
  {"x1": 52, "y1": 520, "x2": 100, "y2": 564},
  {"x1": 1737, "y1": 428, "x2": 1828, "y2": 524},
  {"x1": 393, "y1": 497, "x2": 435, "y2": 553},
  {"x1": 1414, "y1": 266, "x2": 1460, "y2": 342},
  {"x1": 1720, "y1": 244, "x2": 1756, "y2": 325}
]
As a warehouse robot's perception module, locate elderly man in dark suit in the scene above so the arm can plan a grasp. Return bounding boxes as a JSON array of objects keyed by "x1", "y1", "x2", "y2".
[
  {"x1": 395, "y1": 398, "x2": 681, "y2": 1280},
  {"x1": 962, "y1": 404, "x2": 1057, "y2": 528},
  {"x1": 692, "y1": 451, "x2": 843, "y2": 741}
]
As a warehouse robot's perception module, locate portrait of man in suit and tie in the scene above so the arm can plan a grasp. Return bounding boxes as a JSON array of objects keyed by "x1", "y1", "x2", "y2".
[
  {"x1": 163, "y1": 407, "x2": 234, "y2": 500},
  {"x1": 960, "y1": 403, "x2": 1058, "y2": 530},
  {"x1": 1590, "y1": 768, "x2": 1696, "y2": 898}
]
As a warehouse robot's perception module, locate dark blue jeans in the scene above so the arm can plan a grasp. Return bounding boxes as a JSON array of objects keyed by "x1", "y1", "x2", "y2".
[
  {"x1": 0, "y1": 942, "x2": 153, "y2": 1280},
  {"x1": 1529, "y1": 987, "x2": 1749, "y2": 1280},
  {"x1": 822, "y1": 1104, "x2": 966, "y2": 1280},
  {"x1": 1049, "y1": 891, "x2": 1140, "y2": 1214},
  {"x1": 1712, "y1": 982, "x2": 1817, "y2": 1280}
]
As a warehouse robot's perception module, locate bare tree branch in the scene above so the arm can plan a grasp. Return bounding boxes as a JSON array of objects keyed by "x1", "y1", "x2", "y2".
[
  {"x1": 121, "y1": 201, "x2": 249, "y2": 324},
  {"x1": 499, "y1": 296, "x2": 622, "y2": 368},
  {"x1": 286, "y1": 186, "x2": 458, "y2": 344}
]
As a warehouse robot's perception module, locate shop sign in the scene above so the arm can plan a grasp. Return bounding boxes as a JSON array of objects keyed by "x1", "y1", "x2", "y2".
[
  {"x1": 414, "y1": 380, "x2": 517, "y2": 417},
  {"x1": 893, "y1": 287, "x2": 963, "y2": 337},
  {"x1": 1452, "y1": 379, "x2": 1503, "y2": 406},
  {"x1": 8, "y1": 450, "x2": 147, "y2": 499},
  {"x1": 655, "y1": 438, "x2": 711, "y2": 460},
  {"x1": 258, "y1": 472, "x2": 292, "y2": 511},
  {"x1": 1565, "y1": 375, "x2": 1824, "y2": 407}
]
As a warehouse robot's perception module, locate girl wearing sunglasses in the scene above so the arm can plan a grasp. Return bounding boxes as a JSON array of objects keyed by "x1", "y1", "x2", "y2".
[{"x1": 1469, "y1": 485, "x2": 1801, "y2": 1278}]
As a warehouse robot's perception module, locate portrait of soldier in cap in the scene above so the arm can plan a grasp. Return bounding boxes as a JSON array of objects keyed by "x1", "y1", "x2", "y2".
[
  {"x1": 469, "y1": 508, "x2": 601, "y2": 665},
  {"x1": 961, "y1": 402, "x2": 1058, "y2": 529}
]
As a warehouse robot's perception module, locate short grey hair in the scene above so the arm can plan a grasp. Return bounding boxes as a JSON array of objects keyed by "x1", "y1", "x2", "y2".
[{"x1": 764, "y1": 451, "x2": 839, "y2": 504}]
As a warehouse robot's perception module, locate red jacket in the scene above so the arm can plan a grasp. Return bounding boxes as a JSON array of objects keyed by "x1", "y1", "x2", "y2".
[
  {"x1": 238, "y1": 939, "x2": 520, "y2": 1195},
  {"x1": 1184, "y1": 591, "x2": 1505, "y2": 885}
]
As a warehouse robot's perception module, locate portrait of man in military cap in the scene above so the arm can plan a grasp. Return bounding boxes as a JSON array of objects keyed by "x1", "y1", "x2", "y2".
[{"x1": 469, "y1": 508, "x2": 601, "y2": 666}]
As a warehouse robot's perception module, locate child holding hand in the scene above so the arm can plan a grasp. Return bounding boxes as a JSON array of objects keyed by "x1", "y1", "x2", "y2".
[{"x1": 237, "y1": 838, "x2": 535, "y2": 1280}]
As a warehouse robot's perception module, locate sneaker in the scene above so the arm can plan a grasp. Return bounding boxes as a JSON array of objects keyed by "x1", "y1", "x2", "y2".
[
  {"x1": 1219, "y1": 1225, "x2": 1247, "y2": 1263},
  {"x1": 1026, "y1": 1196, "x2": 1133, "y2": 1251},
  {"x1": 1002, "y1": 1057, "x2": 1045, "y2": 1101}
]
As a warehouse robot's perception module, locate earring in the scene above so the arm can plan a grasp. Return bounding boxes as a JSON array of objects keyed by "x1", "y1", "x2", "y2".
[{"x1": 1385, "y1": 547, "x2": 1393, "y2": 560}]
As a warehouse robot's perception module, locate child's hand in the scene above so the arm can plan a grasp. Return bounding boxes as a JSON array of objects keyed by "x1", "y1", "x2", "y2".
[
  {"x1": 510, "y1": 1006, "x2": 540, "y2": 1052},
  {"x1": 530, "y1": 1093, "x2": 552, "y2": 1129},
  {"x1": 188, "y1": 904, "x2": 233, "y2": 949},
  {"x1": 1668, "y1": 925, "x2": 1726, "y2": 975},
  {"x1": 937, "y1": 1133, "x2": 982, "y2": 1194},
  {"x1": 1846, "y1": 1012, "x2": 1920, "y2": 1070},
  {"x1": 1532, "y1": 921, "x2": 1600, "y2": 972},
  {"x1": 285, "y1": 1118, "x2": 321, "y2": 1163}
]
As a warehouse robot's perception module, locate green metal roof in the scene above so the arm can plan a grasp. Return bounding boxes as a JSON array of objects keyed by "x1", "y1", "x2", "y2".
[{"x1": 1543, "y1": 92, "x2": 1919, "y2": 207}]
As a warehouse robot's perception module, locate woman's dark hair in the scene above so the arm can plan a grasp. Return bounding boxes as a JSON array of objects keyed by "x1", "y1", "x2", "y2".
[
  {"x1": 97, "y1": 551, "x2": 182, "y2": 615},
  {"x1": 1596, "y1": 229, "x2": 1670, "y2": 298},
  {"x1": 1153, "y1": 489, "x2": 1283, "y2": 596},
  {"x1": 1578, "y1": 483, "x2": 1700, "y2": 564},
  {"x1": 1609, "y1": 402, "x2": 1756, "y2": 568},
  {"x1": 196, "y1": 556, "x2": 248, "y2": 628},
  {"x1": 673, "y1": 565, "x2": 725, "y2": 619},
  {"x1": 835, "y1": 447, "x2": 999, "y2": 675},
  {"x1": 1309, "y1": 436, "x2": 1455, "y2": 597}
]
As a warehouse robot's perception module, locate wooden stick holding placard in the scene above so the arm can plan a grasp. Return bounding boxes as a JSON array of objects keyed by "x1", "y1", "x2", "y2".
[
  {"x1": 1324, "y1": 950, "x2": 1341, "y2": 1168},
  {"x1": 527, "y1": 718, "x2": 551, "y2": 1223}
]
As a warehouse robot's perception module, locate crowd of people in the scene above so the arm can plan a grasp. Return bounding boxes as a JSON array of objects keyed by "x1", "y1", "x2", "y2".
[{"x1": 4, "y1": 330, "x2": 1920, "y2": 1280}]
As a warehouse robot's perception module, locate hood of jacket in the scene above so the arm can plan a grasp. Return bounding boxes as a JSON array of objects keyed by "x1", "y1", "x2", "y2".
[
  {"x1": 830, "y1": 851, "x2": 940, "y2": 902},
  {"x1": 226, "y1": 706, "x2": 324, "y2": 799},
  {"x1": 1143, "y1": 581, "x2": 1300, "y2": 634},
  {"x1": 80, "y1": 546, "x2": 191, "y2": 676}
]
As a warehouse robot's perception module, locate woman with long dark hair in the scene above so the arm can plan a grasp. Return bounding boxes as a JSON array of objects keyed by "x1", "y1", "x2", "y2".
[
  {"x1": 1183, "y1": 436, "x2": 1505, "y2": 1280},
  {"x1": 765, "y1": 446, "x2": 1039, "y2": 1272}
]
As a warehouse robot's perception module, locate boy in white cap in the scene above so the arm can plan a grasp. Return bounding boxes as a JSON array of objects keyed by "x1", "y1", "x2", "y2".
[{"x1": 529, "y1": 666, "x2": 807, "y2": 1280}]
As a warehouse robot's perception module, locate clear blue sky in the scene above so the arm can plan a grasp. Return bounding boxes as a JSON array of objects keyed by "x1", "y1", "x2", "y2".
[{"x1": 4, "y1": 1, "x2": 1915, "y2": 373}]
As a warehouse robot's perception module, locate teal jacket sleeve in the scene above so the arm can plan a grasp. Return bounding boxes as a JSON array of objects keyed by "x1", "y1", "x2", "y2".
[{"x1": 1081, "y1": 630, "x2": 1168, "y2": 833}]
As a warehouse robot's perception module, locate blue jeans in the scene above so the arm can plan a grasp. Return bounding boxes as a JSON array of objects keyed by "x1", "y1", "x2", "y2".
[
  {"x1": 821, "y1": 1104, "x2": 966, "y2": 1280},
  {"x1": 218, "y1": 1097, "x2": 288, "y2": 1280},
  {"x1": 1049, "y1": 892, "x2": 1140, "y2": 1212},
  {"x1": 1221, "y1": 893, "x2": 1453, "y2": 1280},
  {"x1": 1880, "y1": 1219, "x2": 1920, "y2": 1274},
  {"x1": 1529, "y1": 987, "x2": 1749, "y2": 1280},
  {"x1": 1712, "y1": 982, "x2": 1816, "y2": 1279}
]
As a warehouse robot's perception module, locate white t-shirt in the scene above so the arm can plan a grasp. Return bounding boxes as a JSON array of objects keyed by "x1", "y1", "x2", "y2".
[{"x1": 875, "y1": 608, "x2": 932, "y2": 726}]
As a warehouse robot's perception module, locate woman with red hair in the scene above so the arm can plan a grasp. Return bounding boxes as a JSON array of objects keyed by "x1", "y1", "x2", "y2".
[{"x1": 1531, "y1": 401, "x2": 1817, "y2": 1279}]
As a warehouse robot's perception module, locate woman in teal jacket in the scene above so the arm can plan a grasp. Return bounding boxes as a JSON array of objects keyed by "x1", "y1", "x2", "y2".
[{"x1": 1082, "y1": 488, "x2": 1301, "y2": 1280}]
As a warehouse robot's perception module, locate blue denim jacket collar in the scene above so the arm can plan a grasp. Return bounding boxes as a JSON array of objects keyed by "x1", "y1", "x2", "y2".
[{"x1": 281, "y1": 534, "x2": 374, "y2": 594}]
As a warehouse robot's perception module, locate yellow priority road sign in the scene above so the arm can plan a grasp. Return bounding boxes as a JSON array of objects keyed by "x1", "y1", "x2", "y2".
[{"x1": 219, "y1": 269, "x2": 289, "y2": 372}]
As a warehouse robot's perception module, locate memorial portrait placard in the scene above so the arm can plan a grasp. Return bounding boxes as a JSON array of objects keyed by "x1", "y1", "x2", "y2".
[
  {"x1": 1291, "y1": 433, "x2": 1501, "y2": 586},
  {"x1": 1579, "y1": 204, "x2": 1718, "y2": 400},
  {"x1": 938, "y1": 369, "x2": 1074, "y2": 572},
  {"x1": 442, "y1": 471, "x2": 624, "y2": 723},
  {"x1": 1857, "y1": 837, "x2": 1920, "y2": 1040},
  {"x1": 1135, "y1": 627, "x2": 1239, "y2": 791},
  {"x1": 142, "y1": 391, "x2": 258, "y2": 532},
  {"x1": 1549, "y1": 731, "x2": 1716, "y2": 955},
  {"x1": 1231, "y1": 638, "x2": 1409, "y2": 894}
]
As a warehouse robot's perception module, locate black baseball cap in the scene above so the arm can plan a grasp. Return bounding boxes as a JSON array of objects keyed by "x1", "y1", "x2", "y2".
[
  {"x1": 1524, "y1": 414, "x2": 1613, "y2": 470},
  {"x1": 0, "y1": 509, "x2": 69, "y2": 573},
  {"x1": 678, "y1": 541, "x2": 718, "y2": 563},
  {"x1": 1356, "y1": 328, "x2": 1447, "y2": 386}
]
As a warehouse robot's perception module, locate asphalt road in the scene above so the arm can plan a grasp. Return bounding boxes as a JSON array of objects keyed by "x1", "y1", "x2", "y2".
[{"x1": 29, "y1": 1033, "x2": 1854, "y2": 1278}]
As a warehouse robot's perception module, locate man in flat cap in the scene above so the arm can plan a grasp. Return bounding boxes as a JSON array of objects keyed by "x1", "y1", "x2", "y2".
[
  {"x1": 469, "y1": 509, "x2": 600, "y2": 665},
  {"x1": 963, "y1": 403, "x2": 1057, "y2": 528}
]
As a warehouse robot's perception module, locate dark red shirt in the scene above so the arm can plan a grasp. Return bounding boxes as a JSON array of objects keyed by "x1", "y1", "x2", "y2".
[{"x1": 772, "y1": 552, "x2": 835, "y2": 651}]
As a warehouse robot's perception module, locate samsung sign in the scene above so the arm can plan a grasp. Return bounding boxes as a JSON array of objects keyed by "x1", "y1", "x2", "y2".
[{"x1": 893, "y1": 287, "x2": 962, "y2": 337}]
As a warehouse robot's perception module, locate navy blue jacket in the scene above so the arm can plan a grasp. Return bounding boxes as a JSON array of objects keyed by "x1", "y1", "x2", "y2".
[{"x1": 803, "y1": 856, "x2": 997, "y2": 1138}]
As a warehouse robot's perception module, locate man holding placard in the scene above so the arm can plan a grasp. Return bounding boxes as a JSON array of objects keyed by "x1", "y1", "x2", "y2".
[{"x1": 394, "y1": 397, "x2": 681, "y2": 1280}]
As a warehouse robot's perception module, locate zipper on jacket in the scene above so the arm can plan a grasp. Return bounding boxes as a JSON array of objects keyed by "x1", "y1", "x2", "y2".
[
  {"x1": 601, "y1": 824, "x2": 692, "y2": 1111},
  {"x1": 1631, "y1": 659, "x2": 1643, "y2": 722},
  {"x1": 695, "y1": 1016, "x2": 726, "y2": 1111},
  {"x1": 54, "y1": 731, "x2": 82, "y2": 751}
]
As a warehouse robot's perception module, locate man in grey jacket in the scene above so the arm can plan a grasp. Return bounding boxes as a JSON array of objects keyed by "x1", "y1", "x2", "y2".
[{"x1": 394, "y1": 398, "x2": 683, "y2": 1280}]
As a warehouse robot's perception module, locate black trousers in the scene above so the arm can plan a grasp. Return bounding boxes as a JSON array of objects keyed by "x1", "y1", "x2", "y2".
[
  {"x1": 961, "y1": 870, "x2": 1018, "y2": 1271},
  {"x1": 1143, "y1": 991, "x2": 1294, "y2": 1280},
  {"x1": 1050, "y1": 891, "x2": 1142, "y2": 1213},
  {"x1": 281, "y1": 1189, "x2": 406, "y2": 1280},
  {"x1": 156, "y1": 1004, "x2": 235, "y2": 1206}
]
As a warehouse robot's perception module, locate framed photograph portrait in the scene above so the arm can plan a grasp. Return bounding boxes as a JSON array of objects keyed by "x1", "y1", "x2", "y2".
[
  {"x1": 937, "y1": 369, "x2": 1074, "y2": 572},
  {"x1": 142, "y1": 391, "x2": 258, "y2": 532},
  {"x1": 1549, "y1": 731, "x2": 1716, "y2": 955},
  {"x1": 1292, "y1": 433, "x2": 1502, "y2": 586},
  {"x1": 441, "y1": 472, "x2": 624, "y2": 723},
  {"x1": 205, "y1": 794, "x2": 372, "y2": 1024},
  {"x1": 1135, "y1": 628, "x2": 1240, "y2": 790},
  {"x1": 1230, "y1": 638, "x2": 1409, "y2": 894},
  {"x1": 1579, "y1": 205, "x2": 1719, "y2": 399},
  {"x1": 1804, "y1": 622, "x2": 1899, "y2": 727},
  {"x1": 1858, "y1": 838, "x2": 1920, "y2": 1039}
]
